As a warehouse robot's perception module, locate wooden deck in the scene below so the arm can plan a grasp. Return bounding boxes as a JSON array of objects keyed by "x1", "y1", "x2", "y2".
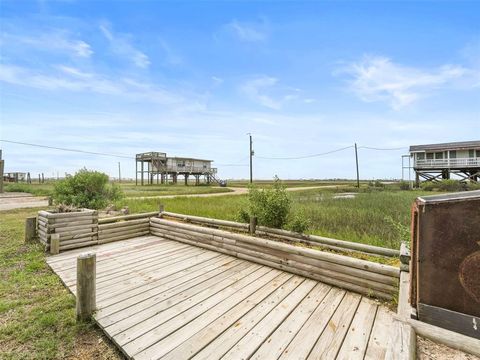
[{"x1": 46, "y1": 235, "x2": 409, "y2": 360}]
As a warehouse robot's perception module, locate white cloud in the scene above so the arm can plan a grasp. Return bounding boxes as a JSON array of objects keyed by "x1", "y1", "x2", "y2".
[
  {"x1": 241, "y1": 76, "x2": 282, "y2": 109},
  {"x1": 227, "y1": 19, "x2": 268, "y2": 42},
  {"x1": 99, "y1": 22, "x2": 150, "y2": 68},
  {"x1": 240, "y1": 76, "x2": 310, "y2": 110},
  {"x1": 1, "y1": 31, "x2": 93, "y2": 58},
  {"x1": 0, "y1": 63, "x2": 187, "y2": 105},
  {"x1": 339, "y1": 55, "x2": 478, "y2": 110},
  {"x1": 211, "y1": 76, "x2": 224, "y2": 85}
]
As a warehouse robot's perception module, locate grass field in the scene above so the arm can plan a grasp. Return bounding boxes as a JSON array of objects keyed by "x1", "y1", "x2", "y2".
[
  {"x1": 0, "y1": 209, "x2": 122, "y2": 359},
  {"x1": 118, "y1": 186, "x2": 427, "y2": 249},
  {"x1": 3, "y1": 181, "x2": 232, "y2": 198}
]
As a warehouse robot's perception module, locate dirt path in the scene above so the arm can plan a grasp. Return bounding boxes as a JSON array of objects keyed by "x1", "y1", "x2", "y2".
[
  {"x1": 0, "y1": 193, "x2": 49, "y2": 212},
  {"x1": 129, "y1": 185, "x2": 340, "y2": 200},
  {"x1": 0, "y1": 185, "x2": 341, "y2": 211}
]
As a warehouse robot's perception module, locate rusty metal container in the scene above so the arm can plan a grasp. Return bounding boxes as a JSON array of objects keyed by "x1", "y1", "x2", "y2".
[{"x1": 410, "y1": 190, "x2": 480, "y2": 338}]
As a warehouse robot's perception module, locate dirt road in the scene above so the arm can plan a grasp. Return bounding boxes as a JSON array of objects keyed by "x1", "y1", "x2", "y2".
[
  {"x1": 0, "y1": 193, "x2": 49, "y2": 212},
  {"x1": 129, "y1": 185, "x2": 340, "y2": 200},
  {"x1": 0, "y1": 185, "x2": 340, "y2": 211}
]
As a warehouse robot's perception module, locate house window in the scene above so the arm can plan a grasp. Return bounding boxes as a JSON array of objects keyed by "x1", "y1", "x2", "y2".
[
  {"x1": 449, "y1": 150, "x2": 456, "y2": 159},
  {"x1": 477, "y1": 150, "x2": 480, "y2": 157},
  {"x1": 469, "y1": 150, "x2": 475, "y2": 158},
  {"x1": 434, "y1": 152, "x2": 443, "y2": 159},
  {"x1": 426, "y1": 153, "x2": 434, "y2": 160},
  {"x1": 417, "y1": 153, "x2": 425, "y2": 160},
  {"x1": 177, "y1": 161, "x2": 185, "y2": 167}
]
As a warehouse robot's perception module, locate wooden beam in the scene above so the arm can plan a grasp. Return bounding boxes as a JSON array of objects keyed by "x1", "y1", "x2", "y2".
[
  {"x1": 24, "y1": 217, "x2": 37, "y2": 243},
  {"x1": 76, "y1": 252, "x2": 96, "y2": 322},
  {"x1": 249, "y1": 216, "x2": 257, "y2": 235},
  {"x1": 407, "y1": 317, "x2": 480, "y2": 357},
  {"x1": 50, "y1": 234, "x2": 60, "y2": 255}
]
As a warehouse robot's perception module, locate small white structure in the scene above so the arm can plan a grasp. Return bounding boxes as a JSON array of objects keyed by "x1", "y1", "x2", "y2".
[{"x1": 409, "y1": 141, "x2": 480, "y2": 185}]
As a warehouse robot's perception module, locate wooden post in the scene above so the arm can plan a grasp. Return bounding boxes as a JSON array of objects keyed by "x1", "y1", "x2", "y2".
[
  {"x1": 50, "y1": 234, "x2": 60, "y2": 255},
  {"x1": 159, "y1": 204, "x2": 165, "y2": 214},
  {"x1": 0, "y1": 151, "x2": 4, "y2": 193},
  {"x1": 355, "y1": 142, "x2": 360, "y2": 188},
  {"x1": 24, "y1": 217, "x2": 37, "y2": 243},
  {"x1": 249, "y1": 216, "x2": 257, "y2": 235},
  {"x1": 48, "y1": 196, "x2": 53, "y2": 206},
  {"x1": 76, "y1": 252, "x2": 96, "y2": 322}
]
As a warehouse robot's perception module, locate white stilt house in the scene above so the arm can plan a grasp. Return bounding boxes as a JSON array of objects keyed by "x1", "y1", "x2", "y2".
[
  {"x1": 409, "y1": 141, "x2": 480, "y2": 186},
  {"x1": 135, "y1": 152, "x2": 219, "y2": 186}
]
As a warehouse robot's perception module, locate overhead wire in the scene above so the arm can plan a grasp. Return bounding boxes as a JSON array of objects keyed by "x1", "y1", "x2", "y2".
[{"x1": 255, "y1": 145, "x2": 355, "y2": 160}]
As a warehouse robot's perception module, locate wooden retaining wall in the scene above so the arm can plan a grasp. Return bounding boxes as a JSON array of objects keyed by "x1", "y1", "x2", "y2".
[
  {"x1": 37, "y1": 210, "x2": 158, "y2": 252},
  {"x1": 37, "y1": 210, "x2": 98, "y2": 251},
  {"x1": 161, "y1": 211, "x2": 400, "y2": 258},
  {"x1": 150, "y1": 217, "x2": 400, "y2": 300}
]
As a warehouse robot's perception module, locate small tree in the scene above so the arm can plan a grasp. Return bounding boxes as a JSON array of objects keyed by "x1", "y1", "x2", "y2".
[
  {"x1": 246, "y1": 177, "x2": 291, "y2": 229},
  {"x1": 53, "y1": 169, "x2": 123, "y2": 210}
]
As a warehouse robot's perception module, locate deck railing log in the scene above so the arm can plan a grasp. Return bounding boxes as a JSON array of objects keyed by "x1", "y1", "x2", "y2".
[
  {"x1": 150, "y1": 217, "x2": 399, "y2": 300},
  {"x1": 160, "y1": 211, "x2": 399, "y2": 258}
]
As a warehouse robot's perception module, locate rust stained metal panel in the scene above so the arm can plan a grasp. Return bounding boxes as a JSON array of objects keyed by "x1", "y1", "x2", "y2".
[{"x1": 414, "y1": 190, "x2": 480, "y2": 318}]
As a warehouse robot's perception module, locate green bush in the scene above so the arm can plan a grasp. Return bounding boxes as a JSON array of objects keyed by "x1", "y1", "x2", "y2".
[
  {"x1": 286, "y1": 213, "x2": 310, "y2": 233},
  {"x1": 420, "y1": 179, "x2": 467, "y2": 192},
  {"x1": 467, "y1": 182, "x2": 480, "y2": 190},
  {"x1": 398, "y1": 181, "x2": 411, "y2": 190},
  {"x1": 53, "y1": 169, "x2": 123, "y2": 209},
  {"x1": 246, "y1": 177, "x2": 291, "y2": 229}
]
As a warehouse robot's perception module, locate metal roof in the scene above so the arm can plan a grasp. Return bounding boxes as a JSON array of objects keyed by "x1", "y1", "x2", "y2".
[
  {"x1": 418, "y1": 190, "x2": 480, "y2": 204},
  {"x1": 409, "y1": 140, "x2": 480, "y2": 152}
]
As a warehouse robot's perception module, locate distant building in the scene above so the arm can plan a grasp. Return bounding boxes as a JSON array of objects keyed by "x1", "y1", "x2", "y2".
[
  {"x1": 135, "y1": 151, "x2": 219, "y2": 185},
  {"x1": 409, "y1": 141, "x2": 480, "y2": 186}
]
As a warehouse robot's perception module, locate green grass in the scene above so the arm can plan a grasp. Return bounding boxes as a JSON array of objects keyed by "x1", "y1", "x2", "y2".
[
  {"x1": 119, "y1": 187, "x2": 430, "y2": 249},
  {"x1": 119, "y1": 183, "x2": 232, "y2": 198},
  {"x1": 3, "y1": 183, "x2": 54, "y2": 197},
  {"x1": 0, "y1": 209, "x2": 121, "y2": 359}
]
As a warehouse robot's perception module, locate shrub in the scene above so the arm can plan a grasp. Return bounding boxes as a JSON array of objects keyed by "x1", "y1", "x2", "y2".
[
  {"x1": 384, "y1": 216, "x2": 410, "y2": 249},
  {"x1": 53, "y1": 169, "x2": 123, "y2": 209},
  {"x1": 286, "y1": 213, "x2": 310, "y2": 233},
  {"x1": 246, "y1": 177, "x2": 291, "y2": 229},
  {"x1": 467, "y1": 182, "x2": 480, "y2": 190},
  {"x1": 398, "y1": 181, "x2": 411, "y2": 190},
  {"x1": 420, "y1": 179, "x2": 467, "y2": 192}
]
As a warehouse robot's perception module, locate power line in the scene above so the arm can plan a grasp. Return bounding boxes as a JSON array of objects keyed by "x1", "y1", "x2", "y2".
[
  {"x1": 255, "y1": 145, "x2": 354, "y2": 160},
  {"x1": 358, "y1": 146, "x2": 408, "y2": 151},
  {"x1": 0, "y1": 139, "x2": 134, "y2": 159}
]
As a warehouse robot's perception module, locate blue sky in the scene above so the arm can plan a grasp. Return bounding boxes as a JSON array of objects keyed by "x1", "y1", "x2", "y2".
[{"x1": 1, "y1": 1, "x2": 479, "y2": 180}]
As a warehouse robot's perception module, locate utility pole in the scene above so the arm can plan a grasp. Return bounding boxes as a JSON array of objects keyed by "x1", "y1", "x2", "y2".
[
  {"x1": 0, "y1": 150, "x2": 4, "y2": 193},
  {"x1": 355, "y1": 143, "x2": 360, "y2": 188},
  {"x1": 118, "y1": 162, "x2": 121, "y2": 183},
  {"x1": 248, "y1": 133, "x2": 254, "y2": 183}
]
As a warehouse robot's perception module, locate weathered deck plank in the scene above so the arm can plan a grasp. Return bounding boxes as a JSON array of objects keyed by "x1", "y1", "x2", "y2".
[{"x1": 46, "y1": 234, "x2": 409, "y2": 360}]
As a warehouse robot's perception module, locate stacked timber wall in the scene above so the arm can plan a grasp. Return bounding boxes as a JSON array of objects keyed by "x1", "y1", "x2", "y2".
[
  {"x1": 37, "y1": 210, "x2": 98, "y2": 251},
  {"x1": 37, "y1": 210, "x2": 157, "y2": 252},
  {"x1": 150, "y1": 217, "x2": 400, "y2": 300},
  {"x1": 97, "y1": 212, "x2": 154, "y2": 244},
  {"x1": 160, "y1": 211, "x2": 400, "y2": 258}
]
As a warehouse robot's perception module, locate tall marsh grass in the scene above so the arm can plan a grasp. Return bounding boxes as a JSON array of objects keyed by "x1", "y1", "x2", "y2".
[{"x1": 119, "y1": 188, "x2": 427, "y2": 249}]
